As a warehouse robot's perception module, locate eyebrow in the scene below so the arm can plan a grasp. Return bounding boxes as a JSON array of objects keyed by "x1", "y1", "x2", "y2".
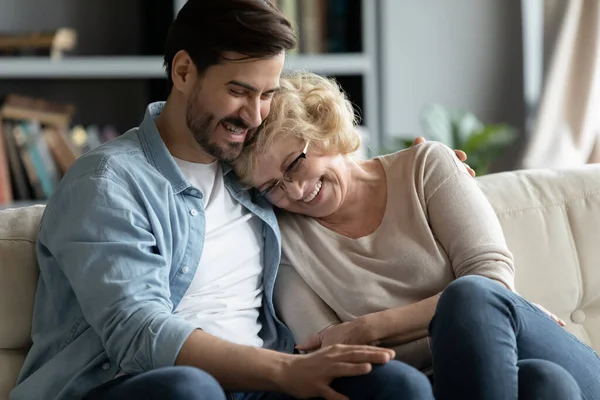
[{"x1": 227, "y1": 80, "x2": 281, "y2": 94}]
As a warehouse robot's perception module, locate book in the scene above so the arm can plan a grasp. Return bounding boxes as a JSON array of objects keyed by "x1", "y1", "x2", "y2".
[{"x1": 0, "y1": 28, "x2": 77, "y2": 59}]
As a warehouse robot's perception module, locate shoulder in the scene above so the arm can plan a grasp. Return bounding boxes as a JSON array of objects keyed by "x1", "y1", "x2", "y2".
[
  {"x1": 57, "y1": 128, "x2": 171, "y2": 201},
  {"x1": 60, "y1": 129, "x2": 146, "y2": 184},
  {"x1": 378, "y1": 141, "x2": 462, "y2": 172},
  {"x1": 42, "y1": 129, "x2": 170, "y2": 226},
  {"x1": 377, "y1": 141, "x2": 471, "y2": 202}
]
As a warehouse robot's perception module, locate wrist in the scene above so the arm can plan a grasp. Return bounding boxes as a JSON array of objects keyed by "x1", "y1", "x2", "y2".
[
  {"x1": 271, "y1": 353, "x2": 296, "y2": 393},
  {"x1": 357, "y1": 313, "x2": 384, "y2": 344}
]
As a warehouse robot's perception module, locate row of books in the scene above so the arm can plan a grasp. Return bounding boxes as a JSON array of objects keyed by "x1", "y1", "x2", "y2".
[
  {"x1": 0, "y1": 95, "x2": 116, "y2": 204},
  {"x1": 278, "y1": 0, "x2": 362, "y2": 54}
]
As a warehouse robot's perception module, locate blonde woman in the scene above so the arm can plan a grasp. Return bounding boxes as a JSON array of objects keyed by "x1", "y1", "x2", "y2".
[{"x1": 234, "y1": 71, "x2": 600, "y2": 399}]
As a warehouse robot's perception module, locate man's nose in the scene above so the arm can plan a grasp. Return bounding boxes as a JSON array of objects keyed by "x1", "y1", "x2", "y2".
[{"x1": 240, "y1": 97, "x2": 262, "y2": 128}]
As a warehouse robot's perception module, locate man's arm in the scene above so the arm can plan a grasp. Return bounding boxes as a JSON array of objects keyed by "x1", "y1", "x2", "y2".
[
  {"x1": 40, "y1": 173, "x2": 196, "y2": 373},
  {"x1": 176, "y1": 329, "x2": 395, "y2": 399}
]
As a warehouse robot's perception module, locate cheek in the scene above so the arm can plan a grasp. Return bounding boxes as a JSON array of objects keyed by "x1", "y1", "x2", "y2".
[{"x1": 261, "y1": 101, "x2": 271, "y2": 120}]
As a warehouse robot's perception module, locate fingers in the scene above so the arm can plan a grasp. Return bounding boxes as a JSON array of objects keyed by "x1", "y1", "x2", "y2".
[
  {"x1": 466, "y1": 165, "x2": 476, "y2": 177},
  {"x1": 330, "y1": 346, "x2": 394, "y2": 364},
  {"x1": 454, "y1": 149, "x2": 467, "y2": 162},
  {"x1": 412, "y1": 137, "x2": 426, "y2": 146},
  {"x1": 551, "y1": 314, "x2": 566, "y2": 326},
  {"x1": 296, "y1": 335, "x2": 322, "y2": 351},
  {"x1": 534, "y1": 303, "x2": 566, "y2": 327},
  {"x1": 320, "y1": 385, "x2": 350, "y2": 400},
  {"x1": 328, "y1": 361, "x2": 372, "y2": 377}
]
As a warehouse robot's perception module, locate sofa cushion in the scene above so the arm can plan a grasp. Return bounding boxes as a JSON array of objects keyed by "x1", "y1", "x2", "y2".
[
  {"x1": 477, "y1": 165, "x2": 600, "y2": 352},
  {"x1": 0, "y1": 205, "x2": 44, "y2": 350}
]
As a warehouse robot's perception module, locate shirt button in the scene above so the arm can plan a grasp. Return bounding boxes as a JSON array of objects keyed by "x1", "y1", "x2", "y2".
[
  {"x1": 190, "y1": 209, "x2": 198, "y2": 216},
  {"x1": 182, "y1": 266, "x2": 190, "y2": 274},
  {"x1": 102, "y1": 362, "x2": 110, "y2": 371}
]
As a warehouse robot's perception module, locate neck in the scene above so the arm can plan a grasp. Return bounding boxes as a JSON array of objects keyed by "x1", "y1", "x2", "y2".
[
  {"x1": 156, "y1": 96, "x2": 215, "y2": 164},
  {"x1": 317, "y1": 158, "x2": 383, "y2": 228}
]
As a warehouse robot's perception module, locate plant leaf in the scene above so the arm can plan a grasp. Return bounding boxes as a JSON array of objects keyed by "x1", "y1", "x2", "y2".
[{"x1": 421, "y1": 104, "x2": 453, "y2": 146}]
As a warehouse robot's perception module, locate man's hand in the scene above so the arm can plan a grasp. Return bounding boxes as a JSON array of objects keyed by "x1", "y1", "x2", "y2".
[
  {"x1": 296, "y1": 320, "x2": 377, "y2": 352},
  {"x1": 412, "y1": 137, "x2": 476, "y2": 177},
  {"x1": 278, "y1": 344, "x2": 395, "y2": 400}
]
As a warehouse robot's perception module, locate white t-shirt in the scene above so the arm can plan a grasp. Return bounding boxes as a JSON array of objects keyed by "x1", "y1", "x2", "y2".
[{"x1": 173, "y1": 158, "x2": 264, "y2": 347}]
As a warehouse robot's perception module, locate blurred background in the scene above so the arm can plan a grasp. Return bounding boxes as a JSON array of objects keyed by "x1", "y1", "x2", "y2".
[{"x1": 0, "y1": 0, "x2": 598, "y2": 207}]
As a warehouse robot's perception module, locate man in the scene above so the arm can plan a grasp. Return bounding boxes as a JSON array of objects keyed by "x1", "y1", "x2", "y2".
[{"x1": 10, "y1": 1, "x2": 465, "y2": 399}]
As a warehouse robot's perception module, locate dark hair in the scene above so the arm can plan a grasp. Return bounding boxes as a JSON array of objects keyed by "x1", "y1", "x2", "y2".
[{"x1": 163, "y1": 0, "x2": 297, "y2": 91}]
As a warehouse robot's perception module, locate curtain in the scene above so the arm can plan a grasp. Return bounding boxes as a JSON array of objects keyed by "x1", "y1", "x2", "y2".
[{"x1": 521, "y1": 0, "x2": 600, "y2": 168}]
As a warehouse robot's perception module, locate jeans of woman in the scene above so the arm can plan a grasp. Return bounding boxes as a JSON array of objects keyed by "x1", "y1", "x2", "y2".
[{"x1": 429, "y1": 275, "x2": 600, "y2": 400}]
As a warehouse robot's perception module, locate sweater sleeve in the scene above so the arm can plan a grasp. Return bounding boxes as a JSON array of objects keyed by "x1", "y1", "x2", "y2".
[
  {"x1": 421, "y1": 142, "x2": 516, "y2": 290},
  {"x1": 274, "y1": 258, "x2": 341, "y2": 345}
]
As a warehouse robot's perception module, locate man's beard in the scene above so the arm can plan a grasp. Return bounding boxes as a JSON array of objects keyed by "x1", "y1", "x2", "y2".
[{"x1": 185, "y1": 95, "x2": 250, "y2": 163}]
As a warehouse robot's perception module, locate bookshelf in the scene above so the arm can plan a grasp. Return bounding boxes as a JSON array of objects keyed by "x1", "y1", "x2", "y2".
[{"x1": 0, "y1": 0, "x2": 380, "y2": 204}]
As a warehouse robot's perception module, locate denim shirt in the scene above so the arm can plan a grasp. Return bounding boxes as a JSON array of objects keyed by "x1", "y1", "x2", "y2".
[{"x1": 10, "y1": 102, "x2": 295, "y2": 400}]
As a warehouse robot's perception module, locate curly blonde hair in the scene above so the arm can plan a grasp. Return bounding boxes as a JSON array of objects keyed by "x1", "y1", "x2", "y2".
[{"x1": 233, "y1": 70, "x2": 361, "y2": 186}]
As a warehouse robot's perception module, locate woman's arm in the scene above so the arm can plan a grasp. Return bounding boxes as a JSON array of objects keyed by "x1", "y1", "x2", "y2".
[
  {"x1": 350, "y1": 142, "x2": 516, "y2": 344},
  {"x1": 422, "y1": 142, "x2": 515, "y2": 289},
  {"x1": 274, "y1": 260, "x2": 341, "y2": 346}
]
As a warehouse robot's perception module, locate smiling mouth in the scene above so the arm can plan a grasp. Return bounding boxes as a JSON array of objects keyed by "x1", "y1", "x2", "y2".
[
  {"x1": 221, "y1": 121, "x2": 247, "y2": 135},
  {"x1": 302, "y1": 180, "x2": 322, "y2": 203}
]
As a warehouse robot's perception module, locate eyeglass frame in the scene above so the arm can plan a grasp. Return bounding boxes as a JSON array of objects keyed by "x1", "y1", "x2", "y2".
[{"x1": 258, "y1": 140, "x2": 310, "y2": 201}]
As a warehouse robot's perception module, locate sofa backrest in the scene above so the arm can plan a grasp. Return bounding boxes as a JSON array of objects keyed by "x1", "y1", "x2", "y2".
[
  {"x1": 0, "y1": 205, "x2": 44, "y2": 400},
  {"x1": 477, "y1": 165, "x2": 600, "y2": 352}
]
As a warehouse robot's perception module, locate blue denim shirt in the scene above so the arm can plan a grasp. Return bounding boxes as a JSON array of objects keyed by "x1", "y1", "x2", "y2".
[{"x1": 10, "y1": 102, "x2": 295, "y2": 400}]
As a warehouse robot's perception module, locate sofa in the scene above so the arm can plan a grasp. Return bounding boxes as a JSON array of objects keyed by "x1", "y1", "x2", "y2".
[{"x1": 1, "y1": 165, "x2": 600, "y2": 399}]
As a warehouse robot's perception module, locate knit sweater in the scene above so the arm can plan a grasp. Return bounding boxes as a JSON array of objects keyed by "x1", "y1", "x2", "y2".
[{"x1": 274, "y1": 141, "x2": 515, "y2": 371}]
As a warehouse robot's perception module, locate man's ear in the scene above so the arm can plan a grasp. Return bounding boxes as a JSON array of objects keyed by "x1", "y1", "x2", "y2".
[{"x1": 171, "y1": 50, "x2": 197, "y2": 94}]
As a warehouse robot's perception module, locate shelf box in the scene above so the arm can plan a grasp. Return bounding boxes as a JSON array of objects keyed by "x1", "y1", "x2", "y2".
[{"x1": 0, "y1": 54, "x2": 371, "y2": 79}]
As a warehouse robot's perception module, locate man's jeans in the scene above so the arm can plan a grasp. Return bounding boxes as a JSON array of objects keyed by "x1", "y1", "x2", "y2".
[
  {"x1": 84, "y1": 361, "x2": 434, "y2": 400},
  {"x1": 430, "y1": 275, "x2": 600, "y2": 400},
  {"x1": 232, "y1": 361, "x2": 433, "y2": 400}
]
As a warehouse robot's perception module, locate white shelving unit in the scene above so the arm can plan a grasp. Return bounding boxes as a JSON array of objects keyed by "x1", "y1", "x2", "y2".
[
  {"x1": 0, "y1": 54, "x2": 371, "y2": 79},
  {"x1": 0, "y1": 0, "x2": 381, "y2": 153}
]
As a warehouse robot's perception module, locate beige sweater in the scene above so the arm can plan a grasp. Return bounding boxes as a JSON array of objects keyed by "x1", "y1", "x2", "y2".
[{"x1": 274, "y1": 141, "x2": 515, "y2": 371}]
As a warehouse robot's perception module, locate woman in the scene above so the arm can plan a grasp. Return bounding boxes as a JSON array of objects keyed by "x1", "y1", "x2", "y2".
[{"x1": 233, "y1": 71, "x2": 600, "y2": 399}]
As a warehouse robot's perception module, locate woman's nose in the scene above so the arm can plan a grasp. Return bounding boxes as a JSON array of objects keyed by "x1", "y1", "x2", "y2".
[{"x1": 284, "y1": 180, "x2": 305, "y2": 201}]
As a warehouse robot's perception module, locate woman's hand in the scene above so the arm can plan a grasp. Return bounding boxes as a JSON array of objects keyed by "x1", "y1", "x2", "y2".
[
  {"x1": 296, "y1": 319, "x2": 378, "y2": 352},
  {"x1": 533, "y1": 302, "x2": 567, "y2": 327},
  {"x1": 412, "y1": 137, "x2": 476, "y2": 177}
]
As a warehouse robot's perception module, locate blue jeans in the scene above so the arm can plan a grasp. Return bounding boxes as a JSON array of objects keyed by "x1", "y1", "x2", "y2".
[
  {"x1": 83, "y1": 361, "x2": 433, "y2": 400},
  {"x1": 83, "y1": 366, "x2": 227, "y2": 399},
  {"x1": 429, "y1": 275, "x2": 600, "y2": 400},
  {"x1": 231, "y1": 361, "x2": 433, "y2": 399}
]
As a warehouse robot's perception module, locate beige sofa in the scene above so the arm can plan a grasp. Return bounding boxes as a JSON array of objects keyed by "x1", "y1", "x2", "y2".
[{"x1": 1, "y1": 165, "x2": 600, "y2": 399}]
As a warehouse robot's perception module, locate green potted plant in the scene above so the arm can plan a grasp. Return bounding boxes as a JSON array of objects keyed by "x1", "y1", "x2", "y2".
[{"x1": 381, "y1": 104, "x2": 517, "y2": 176}]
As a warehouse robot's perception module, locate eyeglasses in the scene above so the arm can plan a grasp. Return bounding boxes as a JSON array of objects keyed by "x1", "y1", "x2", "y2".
[{"x1": 258, "y1": 141, "x2": 309, "y2": 204}]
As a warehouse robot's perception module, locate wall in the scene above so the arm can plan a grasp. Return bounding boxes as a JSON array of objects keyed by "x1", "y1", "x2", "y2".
[{"x1": 379, "y1": 0, "x2": 525, "y2": 169}]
